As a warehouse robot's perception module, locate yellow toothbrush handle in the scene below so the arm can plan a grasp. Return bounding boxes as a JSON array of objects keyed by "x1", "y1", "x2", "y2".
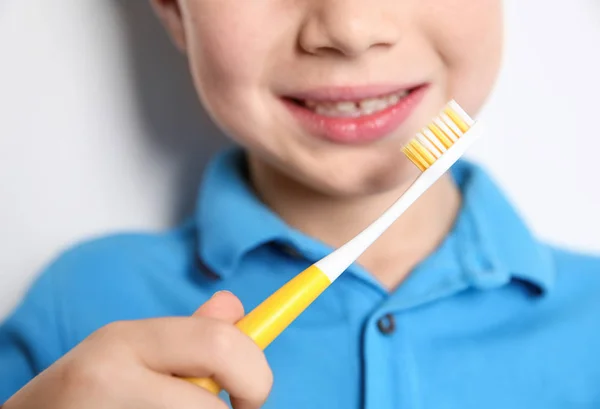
[{"x1": 182, "y1": 265, "x2": 332, "y2": 394}]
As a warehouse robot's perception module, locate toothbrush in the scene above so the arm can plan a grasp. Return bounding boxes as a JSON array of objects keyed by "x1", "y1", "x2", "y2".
[{"x1": 184, "y1": 100, "x2": 481, "y2": 394}]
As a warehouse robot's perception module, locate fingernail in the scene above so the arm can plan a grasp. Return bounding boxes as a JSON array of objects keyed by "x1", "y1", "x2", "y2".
[{"x1": 212, "y1": 290, "x2": 232, "y2": 298}]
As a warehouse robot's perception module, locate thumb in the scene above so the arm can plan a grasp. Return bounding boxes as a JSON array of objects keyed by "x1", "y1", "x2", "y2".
[{"x1": 193, "y1": 290, "x2": 245, "y2": 323}]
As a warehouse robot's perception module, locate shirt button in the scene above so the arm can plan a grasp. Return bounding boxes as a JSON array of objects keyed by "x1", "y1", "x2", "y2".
[{"x1": 376, "y1": 314, "x2": 396, "y2": 335}]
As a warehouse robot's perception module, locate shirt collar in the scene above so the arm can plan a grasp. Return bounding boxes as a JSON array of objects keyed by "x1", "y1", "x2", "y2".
[
  {"x1": 450, "y1": 160, "x2": 555, "y2": 294},
  {"x1": 195, "y1": 148, "x2": 555, "y2": 293},
  {"x1": 195, "y1": 148, "x2": 294, "y2": 278}
]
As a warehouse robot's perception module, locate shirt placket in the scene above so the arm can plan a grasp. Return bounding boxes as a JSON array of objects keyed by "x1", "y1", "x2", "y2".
[{"x1": 362, "y1": 307, "x2": 421, "y2": 409}]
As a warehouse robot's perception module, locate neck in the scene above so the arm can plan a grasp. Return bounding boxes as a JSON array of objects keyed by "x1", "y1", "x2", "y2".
[{"x1": 248, "y1": 155, "x2": 461, "y2": 291}]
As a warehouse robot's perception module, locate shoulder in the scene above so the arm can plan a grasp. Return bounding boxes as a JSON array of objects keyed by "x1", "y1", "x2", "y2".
[
  {"x1": 28, "y1": 219, "x2": 216, "y2": 341},
  {"x1": 48, "y1": 218, "x2": 195, "y2": 278},
  {"x1": 44, "y1": 220, "x2": 197, "y2": 287},
  {"x1": 548, "y1": 245, "x2": 600, "y2": 288},
  {"x1": 542, "y1": 244, "x2": 600, "y2": 323},
  {"x1": 0, "y1": 220, "x2": 212, "y2": 382}
]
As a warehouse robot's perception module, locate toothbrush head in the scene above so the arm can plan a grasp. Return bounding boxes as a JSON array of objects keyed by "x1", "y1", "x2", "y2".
[{"x1": 402, "y1": 100, "x2": 476, "y2": 171}]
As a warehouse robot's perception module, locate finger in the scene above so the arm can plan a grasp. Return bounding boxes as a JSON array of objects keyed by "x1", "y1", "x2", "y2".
[
  {"x1": 135, "y1": 370, "x2": 230, "y2": 409},
  {"x1": 193, "y1": 291, "x2": 245, "y2": 322},
  {"x1": 112, "y1": 317, "x2": 272, "y2": 408},
  {"x1": 193, "y1": 291, "x2": 272, "y2": 408},
  {"x1": 230, "y1": 391, "x2": 274, "y2": 409}
]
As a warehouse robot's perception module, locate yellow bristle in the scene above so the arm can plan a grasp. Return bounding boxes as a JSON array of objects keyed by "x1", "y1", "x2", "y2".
[
  {"x1": 440, "y1": 114, "x2": 462, "y2": 140},
  {"x1": 409, "y1": 140, "x2": 436, "y2": 167},
  {"x1": 417, "y1": 133, "x2": 442, "y2": 158},
  {"x1": 403, "y1": 144, "x2": 428, "y2": 171},
  {"x1": 444, "y1": 106, "x2": 471, "y2": 133},
  {"x1": 402, "y1": 100, "x2": 474, "y2": 172},
  {"x1": 423, "y1": 129, "x2": 447, "y2": 153},
  {"x1": 427, "y1": 123, "x2": 453, "y2": 149},
  {"x1": 402, "y1": 146, "x2": 427, "y2": 172},
  {"x1": 403, "y1": 144, "x2": 429, "y2": 171}
]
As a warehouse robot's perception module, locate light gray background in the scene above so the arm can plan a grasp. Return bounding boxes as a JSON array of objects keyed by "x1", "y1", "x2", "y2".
[{"x1": 1, "y1": 0, "x2": 599, "y2": 318}]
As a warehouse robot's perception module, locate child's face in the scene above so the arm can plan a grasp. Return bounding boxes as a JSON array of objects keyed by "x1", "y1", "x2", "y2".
[{"x1": 154, "y1": 0, "x2": 503, "y2": 197}]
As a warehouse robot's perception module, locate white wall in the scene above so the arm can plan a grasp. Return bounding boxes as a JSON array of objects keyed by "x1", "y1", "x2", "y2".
[{"x1": 1, "y1": 1, "x2": 599, "y2": 318}]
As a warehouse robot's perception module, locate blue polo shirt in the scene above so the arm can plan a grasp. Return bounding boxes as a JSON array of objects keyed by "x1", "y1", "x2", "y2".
[{"x1": 2, "y1": 148, "x2": 600, "y2": 407}]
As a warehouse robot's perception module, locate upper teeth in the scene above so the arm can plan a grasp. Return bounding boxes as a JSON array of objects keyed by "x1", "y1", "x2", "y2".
[{"x1": 304, "y1": 91, "x2": 409, "y2": 117}]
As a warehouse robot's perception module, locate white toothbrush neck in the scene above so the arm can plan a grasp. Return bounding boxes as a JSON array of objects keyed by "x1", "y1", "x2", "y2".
[{"x1": 315, "y1": 122, "x2": 482, "y2": 282}]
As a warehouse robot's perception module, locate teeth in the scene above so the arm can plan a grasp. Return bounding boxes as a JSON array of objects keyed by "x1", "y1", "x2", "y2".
[
  {"x1": 303, "y1": 90, "x2": 410, "y2": 117},
  {"x1": 316, "y1": 105, "x2": 347, "y2": 117},
  {"x1": 336, "y1": 101, "x2": 359, "y2": 113},
  {"x1": 359, "y1": 98, "x2": 388, "y2": 113}
]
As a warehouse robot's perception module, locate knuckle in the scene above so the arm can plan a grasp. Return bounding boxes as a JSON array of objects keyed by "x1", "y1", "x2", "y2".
[
  {"x1": 87, "y1": 321, "x2": 134, "y2": 357},
  {"x1": 90, "y1": 321, "x2": 129, "y2": 345},
  {"x1": 232, "y1": 339, "x2": 273, "y2": 404},
  {"x1": 252, "y1": 357, "x2": 274, "y2": 403},
  {"x1": 206, "y1": 321, "x2": 240, "y2": 359},
  {"x1": 61, "y1": 353, "x2": 120, "y2": 394},
  {"x1": 263, "y1": 362, "x2": 274, "y2": 391},
  {"x1": 198, "y1": 319, "x2": 273, "y2": 404}
]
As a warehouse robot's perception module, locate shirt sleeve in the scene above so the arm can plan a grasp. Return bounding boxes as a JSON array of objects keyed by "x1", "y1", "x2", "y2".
[{"x1": 0, "y1": 268, "x2": 66, "y2": 404}]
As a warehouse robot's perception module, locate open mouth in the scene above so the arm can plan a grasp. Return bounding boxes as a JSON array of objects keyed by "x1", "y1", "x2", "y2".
[
  {"x1": 281, "y1": 84, "x2": 428, "y2": 144},
  {"x1": 285, "y1": 87, "x2": 418, "y2": 118}
]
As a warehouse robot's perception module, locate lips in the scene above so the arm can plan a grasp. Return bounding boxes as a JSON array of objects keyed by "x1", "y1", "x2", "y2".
[{"x1": 282, "y1": 84, "x2": 428, "y2": 144}]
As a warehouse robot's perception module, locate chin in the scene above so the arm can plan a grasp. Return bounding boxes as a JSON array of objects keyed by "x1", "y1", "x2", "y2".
[{"x1": 287, "y1": 154, "x2": 421, "y2": 198}]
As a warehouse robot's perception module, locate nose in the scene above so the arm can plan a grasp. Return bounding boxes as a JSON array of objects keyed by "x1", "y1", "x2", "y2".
[{"x1": 298, "y1": 0, "x2": 401, "y2": 58}]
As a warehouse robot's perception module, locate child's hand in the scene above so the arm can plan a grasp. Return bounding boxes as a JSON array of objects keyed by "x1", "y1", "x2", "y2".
[{"x1": 4, "y1": 291, "x2": 272, "y2": 409}]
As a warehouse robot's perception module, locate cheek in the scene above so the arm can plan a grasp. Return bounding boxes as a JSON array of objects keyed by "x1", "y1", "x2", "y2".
[
  {"x1": 181, "y1": 3, "x2": 276, "y2": 111},
  {"x1": 186, "y1": 29, "x2": 260, "y2": 99},
  {"x1": 424, "y1": 0, "x2": 503, "y2": 113},
  {"x1": 180, "y1": 2, "x2": 296, "y2": 148}
]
